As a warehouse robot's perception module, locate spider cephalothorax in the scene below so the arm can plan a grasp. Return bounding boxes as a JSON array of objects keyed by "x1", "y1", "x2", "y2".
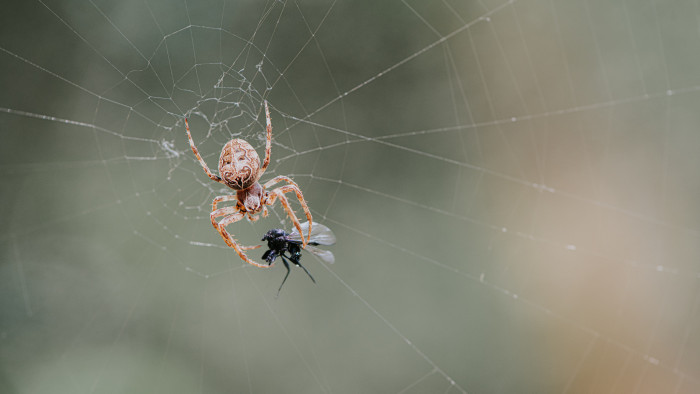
[{"x1": 185, "y1": 101, "x2": 312, "y2": 267}]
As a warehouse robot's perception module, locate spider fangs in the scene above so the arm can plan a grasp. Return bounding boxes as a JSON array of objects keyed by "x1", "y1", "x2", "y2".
[{"x1": 185, "y1": 101, "x2": 312, "y2": 267}]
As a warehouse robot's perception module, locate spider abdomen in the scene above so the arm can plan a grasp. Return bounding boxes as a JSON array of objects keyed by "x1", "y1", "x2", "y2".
[{"x1": 219, "y1": 139, "x2": 260, "y2": 190}]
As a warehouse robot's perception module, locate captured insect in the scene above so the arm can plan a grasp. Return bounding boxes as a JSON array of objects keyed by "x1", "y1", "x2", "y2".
[{"x1": 261, "y1": 221, "x2": 336, "y2": 296}]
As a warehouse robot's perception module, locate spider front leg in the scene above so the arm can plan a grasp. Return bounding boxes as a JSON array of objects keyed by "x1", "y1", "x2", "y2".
[
  {"x1": 266, "y1": 185, "x2": 312, "y2": 247},
  {"x1": 212, "y1": 195, "x2": 263, "y2": 232},
  {"x1": 211, "y1": 197, "x2": 265, "y2": 267},
  {"x1": 264, "y1": 176, "x2": 313, "y2": 245},
  {"x1": 185, "y1": 118, "x2": 224, "y2": 185},
  {"x1": 259, "y1": 100, "x2": 272, "y2": 176}
]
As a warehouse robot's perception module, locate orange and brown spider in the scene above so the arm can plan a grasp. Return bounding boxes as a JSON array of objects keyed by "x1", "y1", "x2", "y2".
[{"x1": 185, "y1": 101, "x2": 312, "y2": 267}]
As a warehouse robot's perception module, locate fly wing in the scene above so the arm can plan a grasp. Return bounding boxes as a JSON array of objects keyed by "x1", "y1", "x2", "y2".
[
  {"x1": 305, "y1": 245, "x2": 335, "y2": 264},
  {"x1": 289, "y1": 222, "x2": 336, "y2": 246}
]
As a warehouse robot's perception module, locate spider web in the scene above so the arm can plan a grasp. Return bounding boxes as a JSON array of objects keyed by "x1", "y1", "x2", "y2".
[{"x1": 2, "y1": 0, "x2": 700, "y2": 393}]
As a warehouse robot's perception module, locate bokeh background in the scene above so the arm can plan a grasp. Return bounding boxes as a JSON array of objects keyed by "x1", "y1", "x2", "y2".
[{"x1": 2, "y1": 0, "x2": 700, "y2": 393}]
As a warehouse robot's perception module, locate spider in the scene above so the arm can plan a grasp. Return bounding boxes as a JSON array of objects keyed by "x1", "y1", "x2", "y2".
[{"x1": 185, "y1": 101, "x2": 312, "y2": 268}]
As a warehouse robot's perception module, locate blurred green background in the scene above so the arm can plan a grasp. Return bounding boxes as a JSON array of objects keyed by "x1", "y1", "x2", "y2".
[{"x1": 2, "y1": 0, "x2": 700, "y2": 393}]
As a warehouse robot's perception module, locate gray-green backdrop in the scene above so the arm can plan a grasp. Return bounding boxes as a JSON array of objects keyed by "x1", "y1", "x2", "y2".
[{"x1": 2, "y1": 1, "x2": 700, "y2": 393}]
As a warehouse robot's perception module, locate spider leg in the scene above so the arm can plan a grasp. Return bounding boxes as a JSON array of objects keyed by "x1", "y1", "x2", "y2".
[
  {"x1": 211, "y1": 205, "x2": 262, "y2": 250},
  {"x1": 211, "y1": 204, "x2": 265, "y2": 267},
  {"x1": 259, "y1": 100, "x2": 272, "y2": 177},
  {"x1": 212, "y1": 194, "x2": 237, "y2": 212},
  {"x1": 212, "y1": 195, "x2": 260, "y2": 250},
  {"x1": 185, "y1": 118, "x2": 224, "y2": 184},
  {"x1": 266, "y1": 188, "x2": 308, "y2": 248},
  {"x1": 265, "y1": 183, "x2": 313, "y2": 247},
  {"x1": 212, "y1": 195, "x2": 262, "y2": 245},
  {"x1": 262, "y1": 175, "x2": 303, "y2": 190},
  {"x1": 264, "y1": 176, "x2": 312, "y2": 241}
]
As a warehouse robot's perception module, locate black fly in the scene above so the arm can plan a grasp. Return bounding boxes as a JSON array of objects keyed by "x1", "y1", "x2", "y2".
[{"x1": 261, "y1": 222, "x2": 336, "y2": 296}]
